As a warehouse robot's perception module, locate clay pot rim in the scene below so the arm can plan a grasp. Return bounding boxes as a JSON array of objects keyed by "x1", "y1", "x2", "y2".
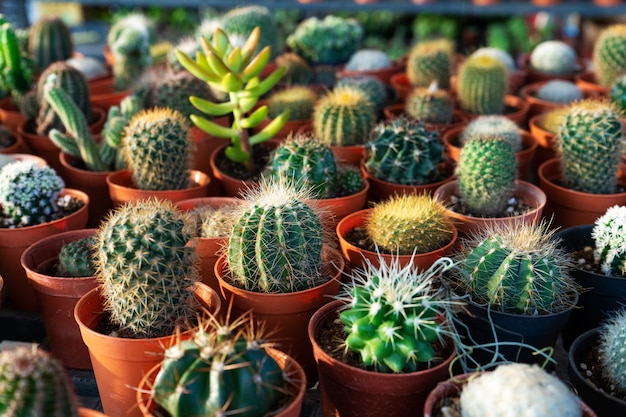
[{"x1": 538, "y1": 158, "x2": 626, "y2": 199}]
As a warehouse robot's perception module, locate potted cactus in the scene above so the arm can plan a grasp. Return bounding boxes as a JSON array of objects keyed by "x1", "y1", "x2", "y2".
[
  {"x1": 253, "y1": 85, "x2": 318, "y2": 140},
  {"x1": 519, "y1": 79, "x2": 586, "y2": 117},
  {"x1": 337, "y1": 48, "x2": 402, "y2": 84},
  {"x1": 585, "y1": 24, "x2": 626, "y2": 93},
  {"x1": 524, "y1": 39, "x2": 582, "y2": 83},
  {"x1": 27, "y1": 15, "x2": 74, "y2": 73}
]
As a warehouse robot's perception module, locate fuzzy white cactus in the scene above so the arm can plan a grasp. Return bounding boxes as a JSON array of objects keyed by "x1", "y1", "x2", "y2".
[{"x1": 592, "y1": 205, "x2": 626, "y2": 276}]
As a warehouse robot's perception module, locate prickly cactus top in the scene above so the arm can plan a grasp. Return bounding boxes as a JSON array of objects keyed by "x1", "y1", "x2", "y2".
[
  {"x1": 529, "y1": 40, "x2": 579, "y2": 75},
  {"x1": 593, "y1": 24, "x2": 626, "y2": 88},
  {"x1": 459, "y1": 115, "x2": 523, "y2": 152},
  {"x1": 56, "y1": 236, "x2": 97, "y2": 277},
  {"x1": 592, "y1": 205, "x2": 626, "y2": 276},
  {"x1": 598, "y1": 308, "x2": 626, "y2": 397},
  {"x1": 456, "y1": 54, "x2": 508, "y2": 115},
  {"x1": 406, "y1": 39, "x2": 454, "y2": 89}
]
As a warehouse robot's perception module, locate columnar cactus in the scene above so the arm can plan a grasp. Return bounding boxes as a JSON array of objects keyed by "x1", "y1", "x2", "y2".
[
  {"x1": 121, "y1": 108, "x2": 194, "y2": 191},
  {"x1": 275, "y1": 52, "x2": 313, "y2": 85},
  {"x1": 458, "y1": 220, "x2": 576, "y2": 315},
  {"x1": 405, "y1": 82, "x2": 454, "y2": 124},
  {"x1": 364, "y1": 118, "x2": 445, "y2": 185},
  {"x1": 0, "y1": 346, "x2": 80, "y2": 416},
  {"x1": 598, "y1": 308, "x2": 626, "y2": 396},
  {"x1": 557, "y1": 99, "x2": 624, "y2": 194},
  {"x1": 336, "y1": 75, "x2": 387, "y2": 112},
  {"x1": 56, "y1": 236, "x2": 97, "y2": 277},
  {"x1": 344, "y1": 49, "x2": 392, "y2": 71},
  {"x1": 338, "y1": 255, "x2": 456, "y2": 373},
  {"x1": 101, "y1": 94, "x2": 142, "y2": 171},
  {"x1": 456, "y1": 136, "x2": 517, "y2": 217},
  {"x1": 0, "y1": 160, "x2": 65, "y2": 227},
  {"x1": 0, "y1": 15, "x2": 34, "y2": 105},
  {"x1": 456, "y1": 54, "x2": 508, "y2": 115},
  {"x1": 592, "y1": 24, "x2": 626, "y2": 88},
  {"x1": 366, "y1": 194, "x2": 455, "y2": 255},
  {"x1": 220, "y1": 5, "x2": 279, "y2": 58},
  {"x1": 592, "y1": 205, "x2": 626, "y2": 276},
  {"x1": 459, "y1": 115, "x2": 523, "y2": 152},
  {"x1": 460, "y1": 363, "x2": 583, "y2": 417},
  {"x1": 267, "y1": 85, "x2": 316, "y2": 121},
  {"x1": 313, "y1": 85, "x2": 376, "y2": 146},
  {"x1": 406, "y1": 39, "x2": 454, "y2": 89},
  {"x1": 529, "y1": 40, "x2": 579, "y2": 75},
  {"x1": 27, "y1": 15, "x2": 74, "y2": 72},
  {"x1": 534, "y1": 80, "x2": 583, "y2": 104},
  {"x1": 94, "y1": 198, "x2": 200, "y2": 338}
]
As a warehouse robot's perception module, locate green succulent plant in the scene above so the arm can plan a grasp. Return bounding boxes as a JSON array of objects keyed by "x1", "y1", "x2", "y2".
[
  {"x1": 611, "y1": 73, "x2": 626, "y2": 111},
  {"x1": 459, "y1": 115, "x2": 523, "y2": 152},
  {"x1": 190, "y1": 204, "x2": 240, "y2": 239},
  {"x1": 274, "y1": 52, "x2": 313, "y2": 85},
  {"x1": 56, "y1": 236, "x2": 97, "y2": 277},
  {"x1": 0, "y1": 15, "x2": 34, "y2": 106},
  {"x1": 220, "y1": 5, "x2": 280, "y2": 59},
  {"x1": 143, "y1": 69, "x2": 215, "y2": 119},
  {"x1": 336, "y1": 75, "x2": 387, "y2": 112},
  {"x1": 27, "y1": 15, "x2": 74, "y2": 73},
  {"x1": 456, "y1": 54, "x2": 508, "y2": 116},
  {"x1": 592, "y1": 24, "x2": 626, "y2": 88},
  {"x1": 406, "y1": 39, "x2": 454, "y2": 89},
  {"x1": 266, "y1": 85, "x2": 316, "y2": 121},
  {"x1": 405, "y1": 82, "x2": 454, "y2": 124}
]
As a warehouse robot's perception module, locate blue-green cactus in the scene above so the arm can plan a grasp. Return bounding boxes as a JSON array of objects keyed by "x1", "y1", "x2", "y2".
[{"x1": 57, "y1": 236, "x2": 97, "y2": 277}]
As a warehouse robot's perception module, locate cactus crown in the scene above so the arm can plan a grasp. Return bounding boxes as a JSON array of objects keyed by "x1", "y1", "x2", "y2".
[
  {"x1": 190, "y1": 204, "x2": 240, "y2": 239},
  {"x1": 27, "y1": 15, "x2": 74, "y2": 73},
  {"x1": 101, "y1": 94, "x2": 142, "y2": 171},
  {"x1": 406, "y1": 38, "x2": 454, "y2": 89},
  {"x1": 470, "y1": 47, "x2": 516, "y2": 71},
  {"x1": 529, "y1": 40, "x2": 579, "y2": 75},
  {"x1": 0, "y1": 346, "x2": 80, "y2": 416},
  {"x1": 598, "y1": 308, "x2": 626, "y2": 397},
  {"x1": 344, "y1": 49, "x2": 392, "y2": 71},
  {"x1": 592, "y1": 24, "x2": 626, "y2": 88},
  {"x1": 457, "y1": 54, "x2": 508, "y2": 115},
  {"x1": 460, "y1": 115, "x2": 523, "y2": 152},
  {"x1": 405, "y1": 81, "x2": 455, "y2": 124},
  {"x1": 535, "y1": 80, "x2": 583, "y2": 104},
  {"x1": 267, "y1": 85, "x2": 317, "y2": 120},
  {"x1": 336, "y1": 75, "x2": 387, "y2": 112},
  {"x1": 56, "y1": 236, "x2": 97, "y2": 277},
  {"x1": 592, "y1": 205, "x2": 626, "y2": 276},
  {"x1": 537, "y1": 106, "x2": 569, "y2": 134}
]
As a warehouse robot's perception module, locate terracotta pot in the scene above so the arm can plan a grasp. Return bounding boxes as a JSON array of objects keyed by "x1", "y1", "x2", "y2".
[
  {"x1": 0, "y1": 130, "x2": 29, "y2": 154},
  {"x1": 21, "y1": 228, "x2": 98, "y2": 369},
  {"x1": 433, "y1": 180, "x2": 547, "y2": 237},
  {"x1": 382, "y1": 103, "x2": 468, "y2": 137},
  {"x1": 215, "y1": 246, "x2": 344, "y2": 382},
  {"x1": 106, "y1": 169, "x2": 210, "y2": 207},
  {"x1": 0, "y1": 188, "x2": 89, "y2": 311},
  {"x1": 74, "y1": 282, "x2": 221, "y2": 417},
  {"x1": 389, "y1": 73, "x2": 412, "y2": 101},
  {"x1": 575, "y1": 70, "x2": 610, "y2": 97},
  {"x1": 442, "y1": 126, "x2": 538, "y2": 181},
  {"x1": 136, "y1": 347, "x2": 306, "y2": 417},
  {"x1": 456, "y1": 95, "x2": 530, "y2": 127},
  {"x1": 88, "y1": 76, "x2": 131, "y2": 111},
  {"x1": 336, "y1": 59, "x2": 405, "y2": 85},
  {"x1": 79, "y1": 408, "x2": 110, "y2": 417},
  {"x1": 520, "y1": 80, "x2": 600, "y2": 118},
  {"x1": 0, "y1": 96, "x2": 26, "y2": 134},
  {"x1": 537, "y1": 158, "x2": 626, "y2": 230},
  {"x1": 4, "y1": 153, "x2": 47, "y2": 166},
  {"x1": 308, "y1": 179, "x2": 370, "y2": 233},
  {"x1": 309, "y1": 299, "x2": 455, "y2": 417},
  {"x1": 528, "y1": 114, "x2": 558, "y2": 172},
  {"x1": 521, "y1": 54, "x2": 586, "y2": 84}
]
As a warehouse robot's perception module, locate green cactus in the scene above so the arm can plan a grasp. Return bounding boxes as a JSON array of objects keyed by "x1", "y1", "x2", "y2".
[
  {"x1": 405, "y1": 82, "x2": 454, "y2": 124},
  {"x1": 529, "y1": 40, "x2": 579, "y2": 75},
  {"x1": 364, "y1": 118, "x2": 445, "y2": 185},
  {"x1": 0, "y1": 16, "x2": 34, "y2": 106},
  {"x1": 598, "y1": 308, "x2": 626, "y2": 396},
  {"x1": 0, "y1": 346, "x2": 80, "y2": 416},
  {"x1": 313, "y1": 85, "x2": 376, "y2": 147},
  {"x1": 190, "y1": 204, "x2": 240, "y2": 239},
  {"x1": 227, "y1": 178, "x2": 326, "y2": 293},
  {"x1": 611, "y1": 73, "x2": 626, "y2": 111},
  {"x1": 27, "y1": 15, "x2": 74, "y2": 72},
  {"x1": 100, "y1": 94, "x2": 142, "y2": 171},
  {"x1": 146, "y1": 70, "x2": 215, "y2": 119},
  {"x1": 460, "y1": 363, "x2": 583, "y2": 417},
  {"x1": 406, "y1": 39, "x2": 454, "y2": 89},
  {"x1": 337, "y1": 164, "x2": 365, "y2": 197},
  {"x1": 557, "y1": 99, "x2": 624, "y2": 194},
  {"x1": 56, "y1": 236, "x2": 97, "y2": 277},
  {"x1": 458, "y1": 220, "x2": 576, "y2": 315},
  {"x1": 592, "y1": 205, "x2": 626, "y2": 276},
  {"x1": 336, "y1": 75, "x2": 387, "y2": 112},
  {"x1": 274, "y1": 52, "x2": 313, "y2": 85},
  {"x1": 337, "y1": 255, "x2": 456, "y2": 373},
  {"x1": 456, "y1": 136, "x2": 517, "y2": 217},
  {"x1": 459, "y1": 115, "x2": 523, "y2": 152},
  {"x1": 535, "y1": 80, "x2": 583, "y2": 104},
  {"x1": 121, "y1": 108, "x2": 194, "y2": 191},
  {"x1": 470, "y1": 47, "x2": 516, "y2": 72},
  {"x1": 366, "y1": 194, "x2": 455, "y2": 255},
  {"x1": 0, "y1": 160, "x2": 65, "y2": 227},
  {"x1": 94, "y1": 198, "x2": 200, "y2": 338},
  {"x1": 220, "y1": 5, "x2": 280, "y2": 59},
  {"x1": 267, "y1": 85, "x2": 316, "y2": 121},
  {"x1": 593, "y1": 24, "x2": 626, "y2": 88},
  {"x1": 457, "y1": 54, "x2": 508, "y2": 115},
  {"x1": 344, "y1": 49, "x2": 392, "y2": 71}
]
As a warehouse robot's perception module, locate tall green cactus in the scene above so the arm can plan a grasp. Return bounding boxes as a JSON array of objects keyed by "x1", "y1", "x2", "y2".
[
  {"x1": 456, "y1": 54, "x2": 508, "y2": 115},
  {"x1": 57, "y1": 236, "x2": 97, "y2": 277},
  {"x1": 456, "y1": 136, "x2": 517, "y2": 217},
  {"x1": 592, "y1": 205, "x2": 626, "y2": 276},
  {"x1": 94, "y1": 198, "x2": 200, "y2": 338},
  {"x1": 0, "y1": 15, "x2": 34, "y2": 105},
  {"x1": 405, "y1": 82, "x2": 454, "y2": 124},
  {"x1": 406, "y1": 39, "x2": 454, "y2": 89},
  {"x1": 101, "y1": 94, "x2": 141, "y2": 171},
  {"x1": 593, "y1": 24, "x2": 626, "y2": 88},
  {"x1": 27, "y1": 15, "x2": 74, "y2": 72},
  {"x1": 598, "y1": 308, "x2": 626, "y2": 395}
]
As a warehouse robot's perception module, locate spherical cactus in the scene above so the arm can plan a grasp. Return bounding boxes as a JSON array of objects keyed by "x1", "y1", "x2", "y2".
[
  {"x1": 593, "y1": 24, "x2": 626, "y2": 88},
  {"x1": 592, "y1": 205, "x2": 626, "y2": 276},
  {"x1": 313, "y1": 85, "x2": 376, "y2": 146},
  {"x1": 147, "y1": 70, "x2": 214, "y2": 119},
  {"x1": 121, "y1": 108, "x2": 194, "y2": 191},
  {"x1": 220, "y1": 5, "x2": 279, "y2": 58},
  {"x1": 611, "y1": 73, "x2": 626, "y2": 111},
  {"x1": 456, "y1": 136, "x2": 517, "y2": 217},
  {"x1": 537, "y1": 106, "x2": 569, "y2": 134},
  {"x1": 459, "y1": 115, "x2": 523, "y2": 152},
  {"x1": 457, "y1": 54, "x2": 508, "y2": 115},
  {"x1": 275, "y1": 52, "x2": 313, "y2": 85},
  {"x1": 336, "y1": 75, "x2": 387, "y2": 112},
  {"x1": 529, "y1": 40, "x2": 579, "y2": 75},
  {"x1": 557, "y1": 99, "x2": 624, "y2": 194},
  {"x1": 56, "y1": 236, "x2": 97, "y2": 277},
  {"x1": 0, "y1": 160, "x2": 65, "y2": 227},
  {"x1": 190, "y1": 204, "x2": 240, "y2": 239},
  {"x1": 405, "y1": 83, "x2": 454, "y2": 124},
  {"x1": 227, "y1": 178, "x2": 326, "y2": 293},
  {"x1": 0, "y1": 346, "x2": 80, "y2": 416},
  {"x1": 364, "y1": 118, "x2": 445, "y2": 185},
  {"x1": 406, "y1": 39, "x2": 454, "y2": 89},
  {"x1": 459, "y1": 220, "x2": 576, "y2": 315},
  {"x1": 460, "y1": 363, "x2": 583, "y2": 417},
  {"x1": 344, "y1": 49, "x2": 392, "y2": 71},
  {"x1": 95, "y1": 198, "x2": 200, "y2": 338},
  {"x1": 267, "y1": 86, "x2": 316, "y2": 121},
  {"x1": 27, "y1": 15, "x2": 73, "y2": 73},
  {"x1": 470, "y1": 47, "x2": 516, "y2": 72},
  {"x1": 598, "y1": 308, "x2": 626, "y2": 395},
  {"x1": 337, "y1": 164, "x2": 365, "y2": 197},
  {"x1": 535, "y1": 80, "x2": 583, "y2": 104}
]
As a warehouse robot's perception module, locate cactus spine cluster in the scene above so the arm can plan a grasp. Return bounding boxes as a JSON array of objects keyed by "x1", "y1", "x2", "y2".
[
  {"x1": 456, "y1": 54, "x2": 508, "y2": 115},
  {"x1": 364, "y1": 118, "x2": 444, "y2": 185},
  {"x1": 344, "y1": 49, "x2": 392, "y2": 71},
  {"x1": 313, "y1": 85, "x2": 376, "y2": 146},
  {"x1": 220, "y1": 5, "x2": 280, "y2": 59},
  {"x1": 459, "y1": 115, "x2": 523, "y2": 152},
  {"x1": 406, "y1": 39, "x2": 454, "y2": 89},
  {"x1": 456, "y1": 136, "x2": 517, "y2": 217},
  {"x1": 460, "y1": 363, "x2": 583, "y2": 417},
  {"x1": 166, "y1": 37, "x2": 201, "y2": 73},
  {"x1": 267, "y1": 85, "x2": 316, "y2": 121},
  {"x1": 592, "y1": 205, "x2": 626, "y2": 276},
  {"x1": 336, "y1": 75, "x2": 387, "y2": 112},
  {"x1": 0, "y1": 160, "x2": 65, "y2": 227},
  {"x1": 557, "y1": 99, "x2": 624, "y2": 194},
  {"x1": 0, "y1": 15, "x2": 34, "y2": 105},
  {"x1": 535, "y1": 80, "x2": 583, "y2": 104},
  {"x1": 529, "y1": 40, "x2": 579, "y2": 75},
  {"x1": 598, "y1": 308, "x2": 626, "y2": 397},
  {"x1": 27, "y1": 16, "x2": 74, "y2": 72},
  {"x1": 405, "y1": 82, "x2": 454, "y2": 124},
  {"x1": 56, "y1": 236, "x2": 97, "y2": 277},
  {"x1": 592, "y1": 24, "x2": 626, "y2": 88},
  {"x1": 458, "y1": 221, "x2": 576, "y2": 315},
  {"x1": 0, "y1": 345, "x2": 80, "y2": 416},
  {"x1": 94, "y1": 198, "x2": 200, "y2": 338}
]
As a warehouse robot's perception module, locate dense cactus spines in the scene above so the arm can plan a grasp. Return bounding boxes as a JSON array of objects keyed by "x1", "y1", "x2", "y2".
[
  {"x1": 611, "y1": 73, "x2": 626, "y2": 111},
  {"x1": 405, "y1": 83, "x2": 454, "y2": 124},
  {"x1": 593, "y1": 24, "x2": 626, "y2": 88},
  {"x1": 0, "y1": 160, "x2": 65, "y2": 227},
  {"x1": 456, "y1": 136, "x2": 517, "y2": 217},
  {"x1": 537, "y1": 106, "x2": 569, "y2": 134},
  {"x1": 220, "y1": 5, "x2": 279, "y2": 58},
  {"x1": 101, "y1": 94, "x2": 141, "y2": 170},
  {"x1": 336, "y1": 75, "x2": 387, "y2": 112},
  {"x1": 122, "y1": 108, "x2": 194, "y2": 191},
  {"x1": 95, "y1": 198, "x2": 200, "y2": 338},
  {"x1": 337, "y1": 164, "x2": 365, "y2": 196},
  {"x1": 598, "y1": 308, "x2": 626, "y2": 397},
  {"x1": 529, "y1": 40, "x2": 579, "y2": 75},
  {"x1": 227, "y1": 179, "x2": 326, "y2": 293},
  {"x1": 146, "y1": 70, "x2": 214, "y2": 119},
  {"x1": 0, "y1": 346, "x2": 80, "y2": 417},
  {"x1": 535, "y1": 80, "x2": 583, "y2": 104},
  {"x1": 557, "y1": 99, "x2": 624, "y2": 194},
  {"x1": 313, "y1": 85, "x2": 376, "y2": 147},
  {"x1": 344, "y1": 49, "x2": 392, "y2": 71},
  {"x1": 406, "y1": 39, "x2": 454, "y2": 89},
  {"x1": 191, "y1": 204, "x2": 240, "y2": 239},
  {"x1": 460, "y1": 363, "x2": 583, "y2": 417},
  {"x1": 275, "y1": 52, "x2": 313, "y2": 85},
  {"x1": 364, "y1": 118, "x2": 445, "y2": 185},
  {"x1": 267, "y1": 86, "x2": 316, "y2": 121},
  {"x1": 0, "y1": 16, "x2": 34, "y2": 105},
  {"x1": 592, "y1": 205, "x2": 626, "y2": 276},
  {"x1": 456, "y1": 54, "x2": 508, "y2": 115},
  {"x1": 459, "y1": 115, "x2": 523, "y2": 152},
  {"x1": 27, "y1": 16, "x2": 74, "y2": 72},
  {"x1": 56, "y1": 236, "x2": 97, "y2": 277}
]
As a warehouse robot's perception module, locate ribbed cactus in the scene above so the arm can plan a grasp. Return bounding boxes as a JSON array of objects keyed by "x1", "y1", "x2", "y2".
[
  {"x1": 0, "y1": 160, "x2": 65, "y2": 227},
  {"x1": 267, "y1": 85, "x2": 316, "y2": 121},
  {"x1": 610, "y1": 73, "x2": 626, "y2": 111},
  {"x1": 338, "y1": 255, "x2": 455, "y2": 372},
  {"x1": 152, "y1": 312, "x2": 287, "y2": 417},
  {"x1": 121, "y1": 108, "x2": 193, "y2": 191},
  {"x1": 535, "y1": 80, "x2": 583, "y2": 104},
  {"x1": 56, "y1": 236, "x2": 97, "y2": 277},
  {"x1": 459, "y1": 220, "x2": 575, "y2": 315},
  {"x1": 364, "y1": 118, "x2": 444, "y2": 185},
  {"x1": 146, "y1": 70, "x2": 215, "y2": 119},
  {"x1": 313, "y1": 85, "x2": 376, "y2": 146},
  {"x1": 460, "y1": 363, "x2": 582, "y2": 417},
  {"x1": 0, "y1": 16, "x2": 34, "y2": 105},
  {"x1": 598, "y1": 308, "x2": 626, "y2": 395},
  {"x1": 366, "y1": 194, "x2": 455, "y2": 255},
  {"x1": 593, "y1": 24, "x2": 626, "y2": 88},
  {"x1": 529, "y1": 40, "x2": 578, "y2": 75},
  {"x1": 275, "y1": 52, "x2": 313, "y2": 85},
  {"x1": 456, "y1": 136, "x2": 517, "y2": 217},
  {"x1": 557, "y1": 99, "x2": 624, "y2": 194},
  {"x1": 0, "y1": 346, "x2": 80, "y2": 417},
  {"x1": 592, "y1": 205, "x2": 626, "y2": 276},
  {"x1": 470, "y1": 47, "x2": 516, "y2": 72},
  {"x1": 457, "y1": 54, "x2": 508, "y2": 115},
  {"x1": 336, "y1": 75, "x2": 387, "y2": 112},
  {"x1": 227, "y1": 178, "x2": 326, "y2": 293},
  {"x1": 405, "y1": 82, "x2": 454, "y2": 124},
  {"x1": 94, "y1": 198, "x2": 200, "y2": 338},
  {"x1": 220, "y1": 5, "x2": 279, "y2": 59},
  {"x1": 406, "y1": 39, "x2": 454, "y2": 89},
  {"x1": 27, "y1": 15, "x2": 74, "y2": 72},
  {"x1": 344, "y1": 49, "x2": 392, "y2": 71},
  {"x1": 459, "y1": 115, "x2": 523, "y2": 152}
]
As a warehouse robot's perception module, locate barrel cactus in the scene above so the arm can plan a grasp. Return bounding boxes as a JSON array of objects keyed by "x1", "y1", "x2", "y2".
[
  {"x1": 592, "y1": 205, "x2": 626, "y2": 276},
  {"x1": 275, "y1": 52, "x2": 313, "y2": 85},
  {"x1": 406, "y1": 39, "x2": 454, "y2": 89},
  {"x1": 529, "y1": 40, "x2": 579, "y2": 75},
  {"x1": 220, "y1": 5, "x2": 279, "y2": 58},
  {"x1": 598, "y1": 308, "x2": 626, "y2": 397},
  {"x1": 344, "y1": 49, "x2": 392, "y2": 71},
  {"x1": 470, "y1": 47, "x2": 516, "y2": 72},
  {"x1": 405, "y1": 82, "x2": 454, "y2": 124},
  {"x1": 459, "y1": 115, "x2": 523, "y2": 152},
  {"x1": 457, "y1": 54, "x2": 508, "y2": 115},
  {"x1": 336, "y1": 75, "x2": 387, "y2": 112},
  {"x1": 267, "y1": 85, "x2": 316, "y2": 121},
  {"x1": 56, "y1": 236, "x2": 97, "y2": 277},
  {"x1": 592, "y1": 24, "x2": 626, "y2": 88},
  {"x1": 27, "y1": 15, "x2": 73, "y2": 72},
  {"x1": 337, "y1": 164, "x2": 365, "y2": 197},
  {"x1": 94, "y1": 198, "x2": 200, "y2": 338},
  {"x1": 535, "y1": 80, "x2": 583, "y2": 104}
]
